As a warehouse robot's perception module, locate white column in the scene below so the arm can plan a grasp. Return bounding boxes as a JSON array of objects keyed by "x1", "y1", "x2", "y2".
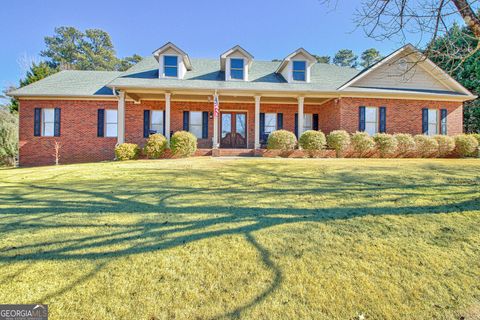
[
  {"x1": 297, "y1": 96, "x2": 304, "y2": 138},
  {"x1": 165, "y1": 93, "x2": 171, "y2": 142},
  {"x1": 254, "y1": 96, "x2": 261, "y2": 149},
  {"x1": 212, "y1": 96, "x2": 219, "y2": 149},
  {"x1": 117, "y1": 91, "x2": 125, "y2": 144}
]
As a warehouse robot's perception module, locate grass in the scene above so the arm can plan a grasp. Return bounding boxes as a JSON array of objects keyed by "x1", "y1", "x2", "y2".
[{"x1": 0, "y1": 158, "x2": 479, "y2": 320}]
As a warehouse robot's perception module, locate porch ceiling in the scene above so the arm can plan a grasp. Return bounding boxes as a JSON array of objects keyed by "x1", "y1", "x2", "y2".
[{"x1": 125, "y1": 92, "x2": 331, "y2": 105}]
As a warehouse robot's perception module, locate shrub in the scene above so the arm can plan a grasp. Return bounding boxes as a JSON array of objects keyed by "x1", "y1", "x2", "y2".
[
  {"x1": 115, "y1": 143, "x2": 140, "y2": 160},
  {"x1": 433, "y1": 135, "x2": 455, "y2": 157},
  {"x1": 394, "y1": 133, "x2": 415, "y2": 155},
  {"x1": 144, "y1": 133, "x2": 168, "y2": 159},
  {"x1": 298, "y1": 130, "x2": 326, "y2": 157},
  {"x1": 326, "y1": 130, "x2": 350, "y2": 157},
  {"x1": 0, "y1": 108, "x2": 18, "y2": 166},
  {"x1": 267, "y1": 130, "x2": 297, "y2": 151},
  {"x1": 170, "y1": 131, "x2": 197, "y2": 157},
  {"x1": 373, "y1": 133, "x2": 398, "y2": 157},
  {"x1": 351, "y1": 132, "x2": 375, "y2": 157},
  {"x1": 454, "y1": 134, "x2": 479, "y2": 157},
  {"x1": 414, "y1": 135, "x2": 438, "y2": 157},
  {"x1": 471, "y1": 133, "x2": 480, "y2": 145}
]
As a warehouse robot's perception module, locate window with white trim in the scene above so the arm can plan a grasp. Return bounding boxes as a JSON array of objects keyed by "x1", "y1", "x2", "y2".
[
  {"x1": 42, "y1": 108, "x2": 55, "y2": 137},
  {"x1": 427, "y1": 109, "x2": 438, "y2": 135},
  {"x1": 365, "y1": 107, "x2": 378, "y2": 136},
  {"x1": 230, "y1": 58, "x2": 244, "y2": 80},
  {"x1": 264, "y1": 113, "x2": 277, "y2": 134},
  {"x1": 105, "y1": 109, "x2": 118, "y2": 137},
  {"x1": 190, "y1": 111, "x2": 203, "y2": 138},
  {"x1": 151, "y1": 111, "x2": 164, "y2": 134},
  {"x1": 164, "y1": 56, "x2": 178, "y2": 77},
  {"x1": 292, "y1": 61, "x2": 306, "y2": 81},
  {"x1": 303, "y1": 113, "x2": 313, "y2": 131}
]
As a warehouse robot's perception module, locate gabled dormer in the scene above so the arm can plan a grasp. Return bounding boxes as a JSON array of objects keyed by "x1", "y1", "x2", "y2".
[
  {"x1": 276, "y1": 48, "x2": 317, "y2": 83},
  {"x1": 153, "y1": 42, "x2": 192, "y2": 79},
  {"x1": 220, "y1": 45, "x2": 254, "y2": 81}
]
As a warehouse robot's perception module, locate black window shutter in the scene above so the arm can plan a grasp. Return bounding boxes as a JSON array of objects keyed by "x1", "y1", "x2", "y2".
[
  {"x1": 379, "y1": 107, "x2": 386, "y2": 133},
  {"x1": 359, "y1": 106, "x2": 366, "y2": 131},
  {"x1": 277, "y1": 113, "x2": 283, "y2": 129},
  {"x1": 313, "y1": 114, "x2": 319, "y2": 131},
  {"x1": 440, "y1": 109, "x2": 447, "y2": 135},
  {"x1": 143, "y1": 110, "x2": 150, "y2": 138},
  {"x1": 294, "y1": 113, "x2": 298, "y2": 137},
  {"x1": 34, "y1": 108, "x2": 41, "y2": 136},
  {"x1": 259, "y1": 113, "x2": 265, "y2": 143},
  {"x1": 202, "y1": 111, "x2": 209, "y2": 139},
  {"x1": 97, "y1": 109, "x2": 105, "y2": 137},
  {"x1": 422, "y1": 108, "x2": 428, "y2": 134},
  {"x1": 183, "y1": 111, "x2": 190, "y2": 131},
  {"x1": 163, "y1": 111, "x2": 166, "y2": 135},
  {"x1": 54, "y1": 108, "x2": 61, "y2": 137}
]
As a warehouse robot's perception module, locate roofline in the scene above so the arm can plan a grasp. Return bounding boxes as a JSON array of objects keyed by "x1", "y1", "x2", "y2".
[{"x1": 338, "y1": 44, "x2": 474, "y2": 96}]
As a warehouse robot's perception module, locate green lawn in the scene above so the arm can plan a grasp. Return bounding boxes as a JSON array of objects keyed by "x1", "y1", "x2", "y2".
[{"x1": 0, "y1": 158, "x2": 479, "y2": 320}]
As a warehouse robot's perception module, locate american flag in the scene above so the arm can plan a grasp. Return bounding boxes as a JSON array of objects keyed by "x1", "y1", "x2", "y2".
[{"x1": 213, "y1": 92, "x2": 219, "y2": 117}]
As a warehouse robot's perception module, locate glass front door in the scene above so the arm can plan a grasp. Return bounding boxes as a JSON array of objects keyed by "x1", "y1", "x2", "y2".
[{"x1": 220, "y1": 112, "x2": 247, "y2": 148}]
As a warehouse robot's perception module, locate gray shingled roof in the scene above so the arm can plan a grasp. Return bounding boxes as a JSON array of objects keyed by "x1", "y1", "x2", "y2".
[
  {"x1": 111, "y1": 57, "x2": 360, "y2": 92},
  {"x1": 8, "y1": 56, "x2": 360, "y2": 97},
  {"x1": 9, "y1": 70, "x2": 122, "y2": 97}
]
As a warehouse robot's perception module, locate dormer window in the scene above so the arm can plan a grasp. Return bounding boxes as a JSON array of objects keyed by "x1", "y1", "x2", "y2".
[
  {"x1": 153, "y1": 42, "x2": 192, "y2": 80},
  {"x1": 164, "y1": 56, "x2": 178, "y2": 78},
  {"x1": 292, "y1": 61, "x2": 306, "y2": 81},
  {"x1": 276, "y1": 48, "x2": 316, "y2": 83},
  {"x1": 220, "y1": 45, "x2": 254, "y2": 81},
  {"x1": 230, "y1": 58, "x2": 244, "y2": 80}
]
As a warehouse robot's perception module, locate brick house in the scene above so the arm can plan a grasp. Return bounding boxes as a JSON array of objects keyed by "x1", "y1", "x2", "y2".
[{"x1": 8, "y1": 43, "x2": 476, "y2": 166}]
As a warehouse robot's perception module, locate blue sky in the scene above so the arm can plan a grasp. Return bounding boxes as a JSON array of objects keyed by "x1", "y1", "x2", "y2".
[{"x1": 0, "y1": 0, "x2": 455, "y2": 96}]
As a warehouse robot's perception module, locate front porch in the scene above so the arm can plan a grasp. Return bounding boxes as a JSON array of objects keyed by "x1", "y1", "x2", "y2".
[{"x1": 114, "y1": 90, "x2": 335, "y2": 149}]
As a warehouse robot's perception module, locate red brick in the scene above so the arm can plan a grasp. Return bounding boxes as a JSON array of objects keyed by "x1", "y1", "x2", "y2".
[{"x1": 18, "y1": 97, "x2": 464, "y2": 166}]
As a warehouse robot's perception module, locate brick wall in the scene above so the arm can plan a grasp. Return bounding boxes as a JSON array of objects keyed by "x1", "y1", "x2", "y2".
[
  {"x1": 337, "y1": 98, "x2": 463, "y2": 135},
  {"x1": 19, "y1": 99, "x2": 117, "y2": 166},
  {"x1": 18, "y1": 97, "x2": 464, "y2": 166}
]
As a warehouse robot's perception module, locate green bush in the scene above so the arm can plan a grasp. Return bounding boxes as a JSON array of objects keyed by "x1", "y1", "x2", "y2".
[
  {"x1": 414, "y1": 135, "x2": 438, "y2": 157},
  {"x1": 144, "y1": 133, "x2": 168, "y2": 159},
  {"x1": 298, "y1": 130, "x2": 326, "y2": 157},
  {"x1": 454, "y1": 134, "x2": 479, "y2": 157},
  {"x1": 433, "y1": 135, "x2": 455, "y2": 157},
  {"x1": 115, "y1": 143, "x2": 140, "y2": 160},
  {"x1": 267, "y1": 130, "x2": 297, "y2": 151},
  {"x1": 326, "y1": 130, "x2": 350, "y2": 157},
  {"x1": 0, "y1": 108, "x2": 18, "y2": 166},
  {"x1": 170, "y1": 131, "x2": 197, "y2": 157},
  {"x1": 373, "y1": 133, "x2": 398, "y2": 157},
  {"x1": 351, "y1": 132, "x2": 375, "y2": 157},
  {"x1": 394, "y1": 133, "x2": 416, "y2": 155}
]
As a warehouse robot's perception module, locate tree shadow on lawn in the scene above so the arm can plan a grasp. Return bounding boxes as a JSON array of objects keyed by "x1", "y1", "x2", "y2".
[{"x1": 0, "y1": 164, "x2": 479, "y2": 319}]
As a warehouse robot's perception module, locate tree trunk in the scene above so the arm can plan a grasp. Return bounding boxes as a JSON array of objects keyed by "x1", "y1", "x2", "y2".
[{"x1": 452, "y1": 0, "x2": 480, "y2": 38}]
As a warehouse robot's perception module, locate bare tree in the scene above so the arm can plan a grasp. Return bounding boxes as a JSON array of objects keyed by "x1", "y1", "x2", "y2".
[
  {"x1": 353, "y1": 0, "x2": 479, "y2": 71},
  {"x1": 52, "y1": 140, "x2": 61, "y2": 165}
]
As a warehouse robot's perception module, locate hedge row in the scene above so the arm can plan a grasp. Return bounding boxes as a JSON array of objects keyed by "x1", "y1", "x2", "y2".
[
  {"x1": 114, "y1": 131, "x2": 197, "y2": 161},
  {"x1": 267, "y1": 129, "x2": 479, "y2": 158}
]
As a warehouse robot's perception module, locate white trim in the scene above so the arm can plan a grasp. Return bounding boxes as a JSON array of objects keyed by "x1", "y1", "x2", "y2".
[
  {"x1": 152, "y1": 42, "x2": 192, "y2": 70},
  {"x1": 276, "y1": 48, "x2": 317, "y2": 74}
]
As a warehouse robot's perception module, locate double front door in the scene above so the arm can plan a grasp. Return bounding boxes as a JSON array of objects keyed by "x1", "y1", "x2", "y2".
[{"x1": 220, "y1": 112, "x2": 247, "y2": 148}]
